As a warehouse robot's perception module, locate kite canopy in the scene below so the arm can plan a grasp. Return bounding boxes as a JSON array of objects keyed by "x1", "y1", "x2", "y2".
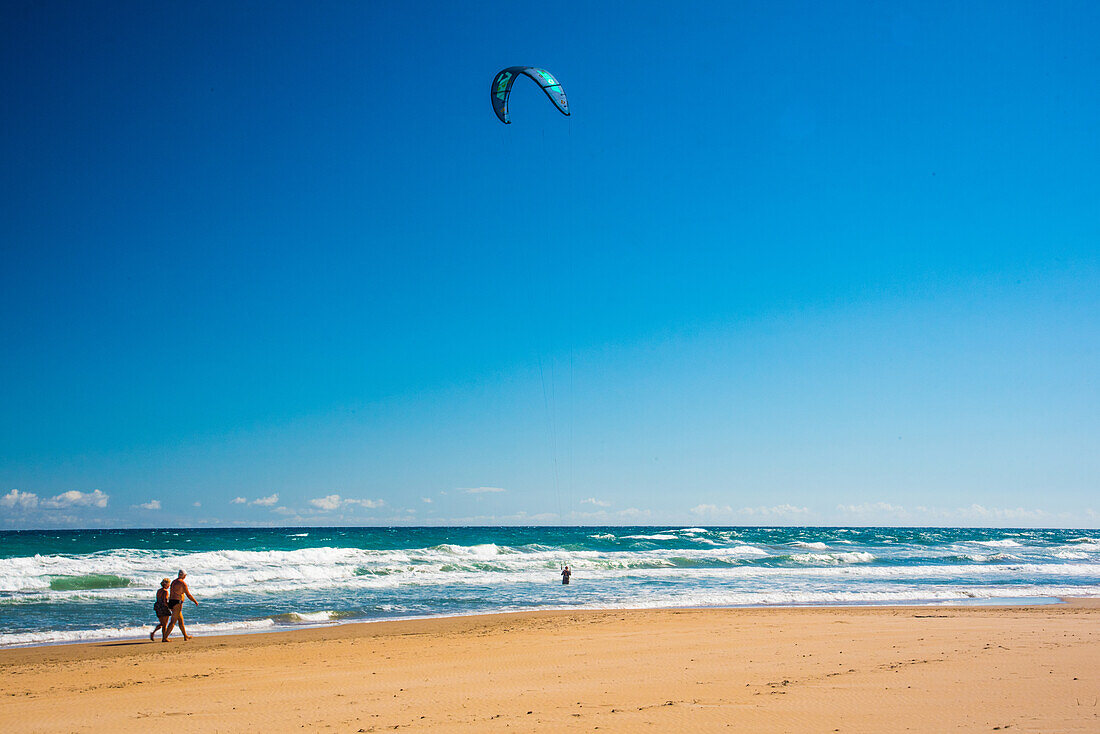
[{"x1": 491, "y1": 67, "x2": 569, "y2": 124}]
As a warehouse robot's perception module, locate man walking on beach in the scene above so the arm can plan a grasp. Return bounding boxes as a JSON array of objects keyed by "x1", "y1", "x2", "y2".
[{"x1": 164, "y1": 570, "x2": 198, "y2": 641}]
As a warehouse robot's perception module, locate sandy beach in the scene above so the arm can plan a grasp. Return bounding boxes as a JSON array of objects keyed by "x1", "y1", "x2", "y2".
[{"x1": 2, "y1": 601, "x2": 1097, "y2": 733}]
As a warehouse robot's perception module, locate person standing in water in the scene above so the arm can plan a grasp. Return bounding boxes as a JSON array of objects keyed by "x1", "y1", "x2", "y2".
[
  {"x1": 150, "y1": 578, "x2": 171, "y2": 641},
  {"x1": 164, "y1": 570, "x2": 198, "y2": 641},
  {"x1": 561, "y1": 565, "x2": 571, "y2": 585}
]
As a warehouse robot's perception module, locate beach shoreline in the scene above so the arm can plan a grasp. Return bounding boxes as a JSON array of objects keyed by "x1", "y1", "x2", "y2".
[
  {"x1": 6, "y1": 525, "x2": 1097, "y2": 651},
  {"x1": 3, "y1": 602, "x2": 1097, "y2": 733},
  {"x1": 0, "y1": 593, "x2": 1077, "y2": 651}
]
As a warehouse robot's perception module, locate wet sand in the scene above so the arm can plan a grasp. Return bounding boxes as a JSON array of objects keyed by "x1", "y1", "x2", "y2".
[{"x1": 2, "y1": 601, "x2": 1098, "y2": 732}]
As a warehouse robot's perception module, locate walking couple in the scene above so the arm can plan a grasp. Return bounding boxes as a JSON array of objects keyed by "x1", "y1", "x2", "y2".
[{"x1": 151, "y1": 570, "x2": 198, "y2": 642}]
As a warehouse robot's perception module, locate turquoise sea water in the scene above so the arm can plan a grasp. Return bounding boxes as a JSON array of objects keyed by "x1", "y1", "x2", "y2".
[{"x1": 1, "y1": 526, "x2": 1097, "y2": 646}]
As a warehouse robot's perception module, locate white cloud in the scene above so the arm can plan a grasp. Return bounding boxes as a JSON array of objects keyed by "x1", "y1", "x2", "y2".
[
  {"x1": 193, "y1": 501, "x2": 201, "y2": 507},
  {"x1": 581, "y1": 498, "x2": 611, "y2": 507},
  {"x1": 524, "y1": 512, "x2": 559, "y2": 522},
  {"x1": 308, "y1": 495, "x2": 385, "y2": 512},
  {"x1": 231, "y1": 497, "x2": 247, "y2": 505},
  {"x1": 690, "y1": 503, "x2": 808, "y2": 520},
  {"x1": 618, "y1": 507, "x2": 651, "y2": 519},
  {"x1": 42, "y1": 489, "x2": 109, "y2": 509},
  {"x1": 739, "y1": 504, "x2": 809, "y2": 517},
  {"x1": 834, "y1": 502, "x2": 1049, "y2": 524},
  {"x1": 690, "y1": 503, "x2": 732, "y2": 517},
  {"x1": 952, "y1": 504, "x2": 1047, "y2": 522},
  {"x1": 251, "y1": 494, "x2": 279, "y2": 507},
  {"x1": 421, "y1": 497, "x2": 433, "y2": 504},
  {"x1": 461, "y1": 486, "x2": 506, "y2": 494},
  {"x1": 837, "y1": 502, "x2": 906, "y2": 516},
  {"x1": 309, "y1": 494, "x2": 342, "y2": 511},
  {"x1": 136, "y1": 500, "x2": 162, "y2": 511},
  {"x1": 1, "y1": 489, "x2": 39, "y2": 510}
]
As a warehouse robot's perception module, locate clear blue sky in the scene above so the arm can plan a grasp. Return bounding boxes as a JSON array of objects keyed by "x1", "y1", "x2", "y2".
[{"x1": 2, "y1": 1, "x2": 1097, "y2": 528}]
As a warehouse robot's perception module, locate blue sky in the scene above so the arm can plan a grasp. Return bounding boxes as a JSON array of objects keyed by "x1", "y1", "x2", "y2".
[{"x1": 1, "y1": 1, "x2": 1098, "y2": 528}]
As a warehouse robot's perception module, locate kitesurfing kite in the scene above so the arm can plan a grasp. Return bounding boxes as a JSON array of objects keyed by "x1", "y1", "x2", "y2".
[{"x1": 491, "y1": 67, "x2": 569, "y2": 124}]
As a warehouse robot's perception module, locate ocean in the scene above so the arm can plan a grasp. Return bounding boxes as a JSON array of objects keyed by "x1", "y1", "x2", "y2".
[{"x1": 1, "y1": 526, "x2": 1097, "y2": 647}]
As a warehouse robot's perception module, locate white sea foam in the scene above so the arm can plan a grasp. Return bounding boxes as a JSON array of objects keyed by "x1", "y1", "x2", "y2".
[
  {"x1": 790, "y1": 551, "x2": 875, "y2": 565},
  {"x1": 623, "y1": 534, "x2": 679, "y2": 540},
  {"x1": 792, "y1": 541, "x2": 829, "y2": 550},
  {"x1": 0, "y1": 618, "x2": 276, "y2": 647},
  {"x1": 1055, "y1": 551, "x2": 1088, "y2": 560},
  {"x1": 971, "y1": 540, "x2": 1022, "y2": 548},
  {"x1": 727, "y1": 545, "x2": 769, "y2": 556},
  {"x1": 7, "y1": 545, "x2": 1100, "y2": 601},
  {"x1": 434, "y1": 543, "x2": 503, "y2": 557},
  {"x1": 962, "y1": 553, "x2": 1016, "y2": 562}
]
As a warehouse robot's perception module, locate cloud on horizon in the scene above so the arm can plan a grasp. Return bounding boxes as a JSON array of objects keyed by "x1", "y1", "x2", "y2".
[
  {"x1": 835, "y1": 502, "x2": 1053, "y2": 524},
  {"x1": 740, "y1": 503, "x2": 809, "y2": 517},
  {"x1": 1, "y1": 489, "x2": 39, "y2": 510},
  {"x1": 307, "y1": 494, "x2": 385, "y2": 512},
  {"x1": 42, "y1": 489, "x2": 109, "y2": 509},
  {"x1": 460, "y1": 486, "x2": 506, "y2": 494},
  {"x1": 689, "y1": 503, "x2": 809, "y2": 519}
]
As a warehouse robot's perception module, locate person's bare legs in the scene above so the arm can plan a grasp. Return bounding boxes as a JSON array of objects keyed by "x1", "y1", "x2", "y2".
[
  {"x1": 172, "y1": 606, "x2": 191, "y2": 640},
  {"x1": 163, "y1": 610, "x2": 176, "y2": 641},
  {"x1": 151, "y1": 615, "x2": 169, "y2": 641}
]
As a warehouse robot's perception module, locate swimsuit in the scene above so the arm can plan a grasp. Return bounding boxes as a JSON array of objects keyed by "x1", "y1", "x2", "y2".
[
  {"x1": 154, "y1": 601, "x2": 170, "y2": 616},
  {"x1": 167, "y1": 598, "x2": 182, "y2": 609}
]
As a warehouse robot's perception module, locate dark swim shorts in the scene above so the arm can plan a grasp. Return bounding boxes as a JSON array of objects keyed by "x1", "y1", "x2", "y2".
[
  {"x1": 154, "y1": 602, "x2": 170, "y2": 616},
  {"x1": 167, "y1": 599, "x2": 182, "y2": 609}
]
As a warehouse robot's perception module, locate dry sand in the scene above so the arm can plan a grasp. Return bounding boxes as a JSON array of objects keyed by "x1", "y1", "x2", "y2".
[{"x1": 2, "y1": 601, "x2": 1098, "y2": 733}]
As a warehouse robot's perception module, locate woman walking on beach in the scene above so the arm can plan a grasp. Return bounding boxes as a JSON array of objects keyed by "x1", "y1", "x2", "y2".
[{"x1": 150, "y1": 578, "x2": 172, "y2": 641}]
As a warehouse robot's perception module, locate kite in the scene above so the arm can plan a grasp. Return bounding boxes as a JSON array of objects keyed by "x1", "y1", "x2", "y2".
[{"x1": 491, "y1": 67, "x2": 569, "y2": 124}]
